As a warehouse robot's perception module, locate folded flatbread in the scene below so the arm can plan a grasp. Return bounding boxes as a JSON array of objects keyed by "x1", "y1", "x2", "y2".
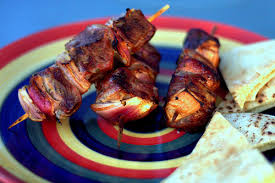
[
  {"x1": 223, "y1": 113, "x2": 275, "y2": 151},
  {"x1": 162, "y1": 112, "x2": 275, "y2": 183},
  {"x1": 219, "y1": 40, "x2": 275, "y2": 111},
  {"x1": 217, "y1": 79, "x2": 275, "y2": 113},
  {"x1": 163, "y1": 148, "x2": 275, "y2": 183},
  {"x1": 189, "y1": 112, "x2": 250, "y2": 157}
]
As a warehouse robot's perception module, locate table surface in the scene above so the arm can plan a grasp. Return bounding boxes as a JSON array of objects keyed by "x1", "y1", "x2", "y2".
[{"x1": 0, "y1": 0, "x2": 274, "y2": 48}]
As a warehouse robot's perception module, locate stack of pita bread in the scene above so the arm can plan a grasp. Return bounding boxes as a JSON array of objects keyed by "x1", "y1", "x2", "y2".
[
  {"x1": 218, "y1": 40, "x2": 275, "y2": 113},
  {"x1": 223, "y1": 113, "x2": 275, "y2": 152},
  {"x1": 163, "y1": 40, "x2": 275, "y2": 182},
  {"x1": 162, "y1": 112, "x2": 275, "y2": 183},
  {"x1": 216, "y1": 40, "x2": 275, "y2": 151}
]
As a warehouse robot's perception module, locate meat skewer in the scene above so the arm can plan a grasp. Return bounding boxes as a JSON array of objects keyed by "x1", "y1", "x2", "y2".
[
  {"x1": 91, "y1": 43, "x2": 161, "y2": 147},
  {"x1": 164, "y1": 28, "x2": 221, "y2": 132},
  {"x1": 9, "y1": 5, "x2": 169, "y2": 129}
]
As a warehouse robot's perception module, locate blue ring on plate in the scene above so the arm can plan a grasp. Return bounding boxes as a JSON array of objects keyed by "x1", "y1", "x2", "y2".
[{"x1": 0, "y1": 46, "x2": 197, "y2": 183}]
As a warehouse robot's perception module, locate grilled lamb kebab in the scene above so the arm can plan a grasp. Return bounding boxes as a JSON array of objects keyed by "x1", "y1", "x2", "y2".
[
  {"x1": 11, "y1": 8, "x2": 158, "y2": 128},
  {"x1": 165, "y1": 28, "x2": 221, "y2": 132},
  {"x1": 91, "y1": 43, "x2": 160, "y2": 125}
]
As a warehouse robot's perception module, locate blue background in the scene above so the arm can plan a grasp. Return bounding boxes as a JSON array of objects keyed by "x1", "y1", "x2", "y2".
[{"x1": 0, "y1": 0, "x2": 274, "y2": 48}]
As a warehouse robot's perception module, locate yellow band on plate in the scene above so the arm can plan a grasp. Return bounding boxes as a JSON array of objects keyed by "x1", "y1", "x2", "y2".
[
  {"x1": 57, "y1": 118, "x2": 189, "y2": 169},
  {"x1": 0, "y1": 29, "x2": 243, "y2": 181}
]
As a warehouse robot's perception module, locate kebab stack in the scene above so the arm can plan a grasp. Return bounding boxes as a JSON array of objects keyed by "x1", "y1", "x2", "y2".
[
  {"x1": 91, "y1": 43, "x2": 160, "y2": 125},
  {"x1": 11, "y1": 5, "x2": 222, "y2": 135},
  {"x1": 165, "y1": 29, "x2": 221, "y2": 132},
  {"x1": 11, "y1": 8, "x2": 166, "y2": 128}
]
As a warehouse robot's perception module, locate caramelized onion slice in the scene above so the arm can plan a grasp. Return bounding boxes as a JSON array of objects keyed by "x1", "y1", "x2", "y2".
[
  {"x1": 91, "y1": 97, "x2": 157, "y2": 124},
  {"x1": 18, "y1": 86, "x2": 46, "y2": 121}
]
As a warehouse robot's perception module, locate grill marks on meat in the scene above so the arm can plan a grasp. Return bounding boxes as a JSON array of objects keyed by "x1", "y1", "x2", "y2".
[
  {"x1": 41, "y1": 66, "x2": 82, "y2": 119},
  {"x1": 130, "y1": 44, "x2": 161, "y2": 83},
  {"x1": 56, "y1": 53, "x2": 91, "y2": 94},
  {"x1": 184, "y1": 29, "x2": 220, "y2": 68},
  {"x1": 91, "y1": 44, "x2": 160, "y2": 125},
  {"x1": 28, "y1": 75, "x2": 55, "y2": 117},
  {"x1": 27, "y1": 64, "x2": 82, "y2": 120},
  {"x1": 165, "y1": 29, "x2": 220, "y2": 132},
  {"x1": 17, "y1": 9, "x2": 156, "y2": 122},
  {"x1": 18, "y1": 86, "x2": 46, "y2": 121},
  {"x1": 66, "y1": 25, "x2": 115, "y2": 82},
  {"x1": 176, "y1": 51, "x2": 220, "y2": 91},
  {"x1": 112, "y1": 9, "x2": 156, "y2": 54},
  {"x1": 133, "y1": 43, "x2": 160, "y2": 74}
]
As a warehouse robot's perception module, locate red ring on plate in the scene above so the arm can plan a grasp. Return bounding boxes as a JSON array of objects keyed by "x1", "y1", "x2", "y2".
[
  {"x1": 0, "y1": 17, "x2": 267, "y2": 181},
  {"x1": 42, "y1": 119, "x2": 176, "y2": 178},
  {"x1": 98, "y1": 117, "x2": 185, "y2": 145},
  {"x1": 0, "y1": 17, "x2": 267, "y2": 70}
]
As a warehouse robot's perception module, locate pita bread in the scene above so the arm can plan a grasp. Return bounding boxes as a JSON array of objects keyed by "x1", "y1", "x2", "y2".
[
  {"x1": 162, "y1": 112, "x2": 275, "y2": 183},
  {"x1": 189, "y1": 112, "x2": 250, "y2": 157},
  {"x1": 216, "y1": 81, "x2": 275, "y2": 113},
  {"x1": 223, "y1": 113, "x2": 275, "y2": 151},
  {"x1": 245, "y1": 78, "x2": 275, "y2": 112},
  {"x1": 216, "y1": 93, "x2": 243, "y2": 113},
  {"x1": 163, "y1": 148, "x2": 275, "y2": 183},
  {"x1": 219, "y1": 40, "x2": 275, "y2": 109}
]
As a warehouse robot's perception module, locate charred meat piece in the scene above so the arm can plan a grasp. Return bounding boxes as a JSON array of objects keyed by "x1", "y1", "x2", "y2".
[
  {"x1": 176, "y1": 50, "x2": 220, "y2": 91},
  {"x1": 165, "y1": 29, "x2": 220, "y2": 132},
  {"x1": 40, "y1": 65, "x2": 82, "y2": 119},
  {"x1": 133, "y1": 43, "x2": 161, "y2": 74},
  {"x1": 130, "y1": 43, "x2": 161, "y2": 83},
  {"x1": 166, "y1": 73, "x2": 216, "y2": 132},
  {"x1": 111, "y1": 9, "x2": 156, "y2": 54},
  {"x1": 18, "y1": 86, "x2": 46, "y2": 121},
  {"x1": 66, "y1": 24, "x2": 115, "y2": 83},
  {"x1": 16, "y1": 8, "x2": 158, "y2": 124},
  {"x1": 56, "y1": 53, "x2": 91, "y2": 94},
  {"x1": 28, "y1": 74, "x2": 56, "y2": 117},
  {"x1": 26, "y1": 64, "x2": 82, "y2": 120},
  {"x1": 184, "y1": 28, "x2": 220, "y2": 68},
  {"x1": 91, "y1": 68, "x2": 158, "y2": 124},
  {"x1": 91, "y1": 44, "x2": 160, "y2": 125}
]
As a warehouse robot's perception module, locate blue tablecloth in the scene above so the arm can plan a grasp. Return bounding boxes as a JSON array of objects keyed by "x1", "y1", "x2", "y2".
[{"x1": 1, "y1": 0, "x2": 274, "y2": 48}]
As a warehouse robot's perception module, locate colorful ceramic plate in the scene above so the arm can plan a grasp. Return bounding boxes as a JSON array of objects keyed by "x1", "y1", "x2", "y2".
[{"x1": 0, "y1": 17, "x2": 273, "y2": 183}]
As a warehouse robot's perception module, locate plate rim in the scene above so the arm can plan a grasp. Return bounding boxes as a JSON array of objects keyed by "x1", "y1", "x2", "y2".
[
  {"x1": 0, "y1": 16, "x2": 267, "y2": 71},
  {"x1": 0, "y1": 16, "x2": 268, "y2": 182}
]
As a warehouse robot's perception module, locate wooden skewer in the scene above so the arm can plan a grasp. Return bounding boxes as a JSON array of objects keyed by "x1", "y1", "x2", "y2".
[
  {"x1": 148, "y1": 4, "x2": 170, "y2": 22},
  {"x1": 8, "y1": 5, "x2": 170, "y2": 130},
  {"x1": 211, "y1": 25, "x2": 217, "y2": 36},
  {"x1": 117, "y1": 121, "x2": 124, "y2": 149},
  {"x1": 172, "y1": 111, "x2": 179, "y2": 122},
  {"x1": 8, "y1": 113, "x2": 29, "y2": 129}
]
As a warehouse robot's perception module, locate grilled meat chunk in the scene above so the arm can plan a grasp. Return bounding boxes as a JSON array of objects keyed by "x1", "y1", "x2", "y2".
[
  {"x1": 40, "y1": 65, "x2": 82, "y2": 119},
  {"x1": 133, "y1": 43, "x2": 161, "y2": 74},
  {"x1": 111, "y1": 9, "x2": 156, "y2": 54},
  {"x1": 56, "y1": 53, "x2": 91, "y2": 94},
  {"x1": 18, "y1": 86, "x2": 46, "y2": 121},
  {"x1": 16, "y1": 9, "x2": 158, "y2": 123},
  {"x1": 92, "y1": 68, "x2": 158, "y2": 124},
  {"x1": 184, "y1": 28, "x2": 220, "y2": 67},
  {"x1": 165, "y1": 29, "x2": 220, "y2": 132},
  {"x1": 26, "y1": 64, "x2": 82, "y2": 120},
  {"x1": 66, "y1": 24, "x2": 115, "y2": 83},
  {"x1": 91, "y1": 44, "x2": 160, "y2": 125}
]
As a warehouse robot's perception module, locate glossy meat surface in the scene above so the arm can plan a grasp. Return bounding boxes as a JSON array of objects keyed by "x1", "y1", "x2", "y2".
[
  {"x1": 165, "y1": 29, "x2": 220, "y2": 132},
  {"x1": 91, "y1": 44, "x2": 160, "y2": 124}
]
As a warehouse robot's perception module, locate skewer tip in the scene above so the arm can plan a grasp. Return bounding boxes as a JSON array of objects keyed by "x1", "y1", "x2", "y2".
[
  {"x1": 172, "y1": 111, "x2": 179, "y2": 122},
  {"x1": 117, "y1": 121, "x2": 124, "y2": 149},
  {"x1": 148, "y1": 4, "x2": 170, "y2": 22},
  {"x1": 8, "y1": 113, "x2": 29, "y2": 129},
  {"x1": 162, "y1": 4, "x2": 170, "y2": 11},
  {"x1": 211, "y1": 25, "x2": 218, "y2": 36}
]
